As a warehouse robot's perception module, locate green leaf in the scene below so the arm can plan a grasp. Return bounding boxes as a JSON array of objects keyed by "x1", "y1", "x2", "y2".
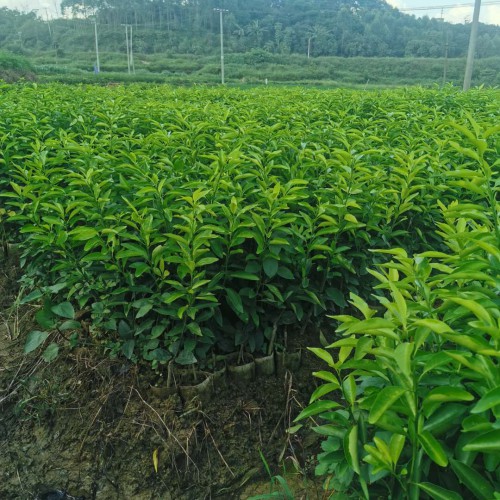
[
  {"x1": 226, "y1": 288, "x2": 244, "y2": 315},
  {"x1": 449, "y1": 297, "x2": 493, "y2": 325},
  {"x1": 343, "y1": 375, "x2": 356, "y2": 406},
  {"x1": 263, "y1": 257, "x2": 279, "y2": 278},
  {"x1": 326, "y1": 287, "x2": 347, "y2": 308},
  {"x1": 150, "y1": 325, "x2": 165, "y2": 339},
  {"x1": 20, "y1": 289, "x2": 43, "y2": 304},
  {"x1": 309, "y1": 382, "x2": 341, "y2": 403},
  {"x1": 462, "y1": 430, "x2": 500, "y2": 452},
  {"x1": 51, "y1": 301, "x2": 75, "y2": 319},
  {"x1": 229, "y1": 271, "x2": 260, "y2": 281},
  {"x1": 294, "y1": 400, "x2": 341, "y2": 422},
  {"x1": 414, "y1": 319, "x2": 453, "y2": 334},
  {"x1": 136, "y1": 303, "x2": 153, "y2": 319},
  {"x1": 308, "y1": 348, "x2": 335, "y2": 368},
  {"x1": 25, "y1": 331, "x2": 49, "y2": 354},
  {"x1": 36, "y1": 308, "x2": 56, "y2": 329},
  {"x1": 462, "y1": 414, "x2": 492, "y2": 433},
  {"x1": 450, "y1": 459, "x2": 495, "y2": 500},
  {"x1": 313, "y1": 371, "x2": 340, "y2": 384},
  {"x1": 176, "y1": 349, "x2": 197, "y2": 365},
  {"x1": 277, "y1": 266, "x2": 294, "y2": 280},
  {"x1": 42, "y1": 343, "x2": 59, "y2": 363},
  {"x1": 471, "y1": 387, "x2": 500, "y2": 414},
  {"x1": 69, "y1": 227, "x2": 98, "y2": 241},
  {"x1": 419, "y1": 431, "x2": 448, "y2": 466},
  {"x1": 418, "y1": 482, "x2": 462, "y2": 500},
  {"x1": 389, "y1": 434, "x2": 405, "y2": 466},
  {"x1": 344, "y1": 318, "x2": 398, "y2": 340},
  {"x1": 345, "y1": 424, "x2": 360, "y2": 474},
  {"x1": 121, "y1": 340, "x2": 135, "y2": 359},
  {"x1": 394, "y1": 342, "x2": 413, "y2": 378},
  {"x1": 163, "y1": 291, "x2": 186, "y2": 304},
  {"x1": 59, "y1": 320, "x2": 81, "y2": 331},
  {"x1": 369, "y1": 386, "x2": 407, "y2": 424},
  {"x1": 423, "y1": 387, "x2": 474, "y2": 406},
  {"x1": 423, "y1": 404, "x2": 468, "y2": 436}
]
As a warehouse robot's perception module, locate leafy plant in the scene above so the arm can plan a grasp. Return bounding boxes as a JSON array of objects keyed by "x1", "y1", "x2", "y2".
[
  {"x1": 0, "y1": 83, "x2": 498, "y2": 369},
  {"x1": 24, "y1": 297, "x2": 82, "y2": 362},
  {"x1": 295, "y1": 115, "x2": 499, "y2": 498}
]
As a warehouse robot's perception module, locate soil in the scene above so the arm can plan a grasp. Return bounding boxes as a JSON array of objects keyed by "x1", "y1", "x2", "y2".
[{"x1": 0, "y1": 251, "x2": 328, "y2": 500}]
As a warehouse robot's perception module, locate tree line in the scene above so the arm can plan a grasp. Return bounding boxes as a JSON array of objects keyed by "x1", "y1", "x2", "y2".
[{"x1": 1, "y1": 0, "x2": 499, "y2": 59}]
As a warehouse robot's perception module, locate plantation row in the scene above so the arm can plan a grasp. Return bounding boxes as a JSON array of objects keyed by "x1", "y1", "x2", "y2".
[
  {"x1": 0, "y1": 84, "x2": 499, "y2": 498},
  {"x1": 0, "y1": 84, "x2": 498, "y2": 367}
]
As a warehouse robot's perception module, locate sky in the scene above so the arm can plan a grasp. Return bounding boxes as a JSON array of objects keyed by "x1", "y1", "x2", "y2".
[
  {"x1": 387, "y1": 0, "x2": 500, "y2": 25},
  {"x1": 0, "y1": 0, "x2": 499, "y2": 26}
]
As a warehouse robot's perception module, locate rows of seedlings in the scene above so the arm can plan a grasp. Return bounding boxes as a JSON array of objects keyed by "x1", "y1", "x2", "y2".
[{"x1": 0, "y1": 84, "x2": 498, "y2": 372}]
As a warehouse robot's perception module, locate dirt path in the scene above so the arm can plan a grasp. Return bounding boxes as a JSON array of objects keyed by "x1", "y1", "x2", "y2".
[{"x1": 0, "y1": 253, "x2": 324, "y2": 499}]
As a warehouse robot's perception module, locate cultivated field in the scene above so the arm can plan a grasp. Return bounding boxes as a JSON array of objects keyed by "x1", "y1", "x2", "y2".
[{"x1": 0, "y1": 84, "x2": 498, "y2": 498}]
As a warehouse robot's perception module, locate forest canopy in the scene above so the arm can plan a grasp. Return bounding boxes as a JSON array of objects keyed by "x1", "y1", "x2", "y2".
[{"x1": 0, "y1": 0, "x2": 499, "y2": 58}]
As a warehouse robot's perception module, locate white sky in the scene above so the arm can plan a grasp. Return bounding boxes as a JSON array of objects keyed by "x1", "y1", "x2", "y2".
[
  {"x1": 387, "y1": 1, "x2": 500, "y2": 25},
  {"x1": 0, "y1": 0, "x2": 499, "y2": 26}
]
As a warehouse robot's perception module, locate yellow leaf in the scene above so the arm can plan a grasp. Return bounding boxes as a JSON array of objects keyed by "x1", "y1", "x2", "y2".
[{"x1": 153, "y1": 448, "x2": 159, "y2": 473}]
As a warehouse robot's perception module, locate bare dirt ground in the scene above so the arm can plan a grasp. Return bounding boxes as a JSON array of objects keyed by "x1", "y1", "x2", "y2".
[{"x1": 0, "y1": 251, "x2": 326, "y2": 500}]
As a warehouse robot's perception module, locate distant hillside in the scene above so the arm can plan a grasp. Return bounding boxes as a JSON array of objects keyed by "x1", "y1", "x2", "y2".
[{"x1": 0, "y1": 0, "x2": 499, "y2": 59}]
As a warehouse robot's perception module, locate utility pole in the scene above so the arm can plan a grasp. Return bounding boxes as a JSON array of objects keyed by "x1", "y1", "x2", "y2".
[
  {"x1": 442, "y1": 31, "x2": 449, "y2": 86},
  {"x1": 463, "y1": 0, "x2": 481, "y2": 91},
  {"x1": 214, "y1": 8, "x2": 228, "y2": 84},
  {"x1": 123, "y1": 24, "x2": 135, "y2": 75},
  {"x1": 124, "y1": 24, "x2": 136, "y2": 74},
  {"x1": 44, "y1": 8, "x2": 52, "y2": 39},
  {"x1": 130, "y1": 25, "x2": 135, "y2": 74},
  {"x1": 94, "y1": 19, "x2": 100, "y2": 73},
  {"x1": 125, "y1": 25, "x2": 131, "y2": 74}
]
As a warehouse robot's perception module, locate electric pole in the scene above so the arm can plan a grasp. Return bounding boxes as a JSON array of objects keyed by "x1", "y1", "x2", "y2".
[
  {"x1": 214, "y1": 8, "x2": 228, "y2": 84},
  {"x1": 44, "y1": 8, "x2": 52, "y2": 38},
  {"x1": 463, "y1": 0, "x2": 481, "y2": 91},
  {"x1": 442, "y1": 31, "x2": 449, "y2": 86},
  {"x1": 94, "y1": 19, "x2": 100, "y2": 74},
  {"x1": 125, "y1": 25, "x2": 130, "y2": 74},
  {"x1": 129, "y1": 25, "x2": 135, "y2": 74},
  {"x1": 124, "y1": 25, "x2": 135, "y2": 74}
]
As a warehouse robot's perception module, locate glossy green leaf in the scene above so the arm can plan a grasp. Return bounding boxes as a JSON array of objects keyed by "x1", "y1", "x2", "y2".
[
  {"x1": 423, "y1": 387, "x2": 474, "y2": 405},
  {"x1": 471, "y1": 387, "x2": 500, "y2": 414},
  {"x1": 462, "y1": 414, "x2": 492, "y2": 433},
  {"x1": 345, "y1": 424, "x2": 360, "y2": 474},
  {"x1": 419, "y1": 431, "x2": 448, "y2": 466},
  {"x1": 418, "y1": 482, "x2": 462, "y2": 500},
  {"x1": 462, "y1": 430, "x2": 500, "y2": 452},
  {"x1": 308, "y1": 348, "x2": 335, "y2": 368},
  {"x1": 294, "y1": 400, "x2": 341, "y2": 422},
  {"x1": 369, "y1": 386, "x2": 407, "y2": 424},
  {"x1": 450, "y1": 459, "x2": 495, "y2": 500},
  {"x1": 310, "y1": 382, "x2": 341, "y2": 403},
  {"x1": 313, "y1": 371, "x2": 340, "y2": 384}
]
